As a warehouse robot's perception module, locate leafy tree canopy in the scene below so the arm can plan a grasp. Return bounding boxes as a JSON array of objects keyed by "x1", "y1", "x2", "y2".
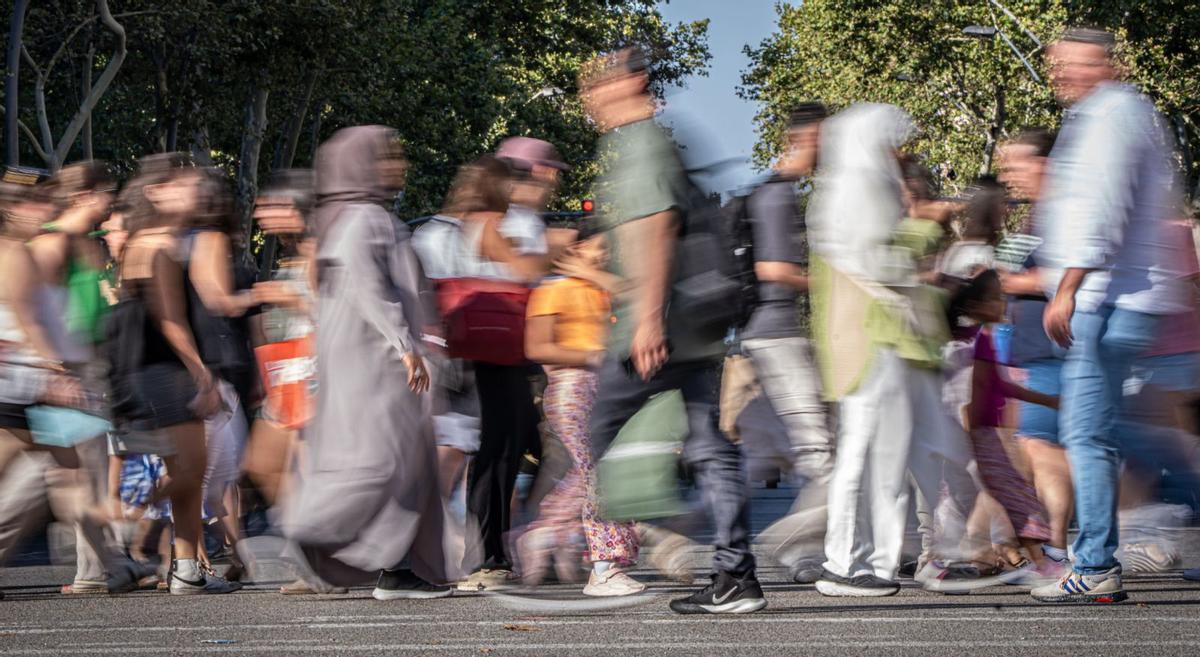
[
  {"x1": 741, "y1": 0, "x2": 1199, "y2": 199},
  {"x1": 4, "y1": 0, "x2": 710, "y2": 218}
]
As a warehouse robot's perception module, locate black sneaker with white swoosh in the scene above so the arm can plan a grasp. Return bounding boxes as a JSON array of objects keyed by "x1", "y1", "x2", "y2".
[{"x1": 669, "y1": 571, "x2": 767, "y2": 614}]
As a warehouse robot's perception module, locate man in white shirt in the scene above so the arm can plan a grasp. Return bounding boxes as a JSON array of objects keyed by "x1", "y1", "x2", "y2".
[{"x1": 1032, "y1": 27, "x2": 1188, "y2": 604}]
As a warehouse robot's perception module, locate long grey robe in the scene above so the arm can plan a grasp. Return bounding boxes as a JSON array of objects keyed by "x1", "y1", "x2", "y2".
[{"x1": 286, "y1": 126, "x2": 446, "y2": 585}]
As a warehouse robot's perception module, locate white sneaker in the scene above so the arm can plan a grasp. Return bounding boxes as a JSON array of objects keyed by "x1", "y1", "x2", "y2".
[
  {"x1": 1030, "y1": 566, "x2": 1126, "y2": 604},
  {"x1": 582, "y1": 568, "x2": 646, "y2": 597},
  {"x1": 169, "y1": 568, "x2": 243, "y2": 595},
  {"x1": 456, "y1": 568, "x2": 514, "y2": 592}
]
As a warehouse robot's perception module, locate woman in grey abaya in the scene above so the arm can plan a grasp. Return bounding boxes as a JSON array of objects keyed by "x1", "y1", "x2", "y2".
[{"x1": 285, "y1": 125, "x2": 451, "y2": 599}]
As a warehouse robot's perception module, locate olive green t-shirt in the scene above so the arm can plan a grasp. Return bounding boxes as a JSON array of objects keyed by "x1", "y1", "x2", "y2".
[{"x1": 596, "y1": 119, "x2": 724, "y2": 364}]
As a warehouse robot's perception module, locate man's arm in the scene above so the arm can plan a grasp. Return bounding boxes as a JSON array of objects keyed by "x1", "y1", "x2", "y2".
[
  {"x1": 755, "y1": 261, "x2": 808, "y2": 292},
  {"x1": 1044, "y1": 267, "x2": 1092, "y2": 347},
  {"x1": 478, "y1": 218, "x2": 546, "y2": 283},
  {"x1": 617, "y1": 210, "x2": 677, "y2": 379}
]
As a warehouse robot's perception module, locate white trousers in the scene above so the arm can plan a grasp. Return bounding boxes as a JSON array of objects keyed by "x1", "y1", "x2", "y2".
[{"x1": 823, "y1": 349, "x2": 977, "y2": 580}]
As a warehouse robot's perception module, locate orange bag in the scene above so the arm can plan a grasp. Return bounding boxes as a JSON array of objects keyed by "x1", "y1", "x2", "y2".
[{"x1": 254, "y1": 336, "x2": 316, "y2": 430}]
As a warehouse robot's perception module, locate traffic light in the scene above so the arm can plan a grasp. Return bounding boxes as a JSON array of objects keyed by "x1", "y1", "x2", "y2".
[{"x1": 581, "y1": 198, "x2": 595, "y2": 214}]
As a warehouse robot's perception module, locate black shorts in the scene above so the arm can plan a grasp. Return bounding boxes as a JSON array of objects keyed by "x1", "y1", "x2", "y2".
[
  {"x1": 0, "y1": 402, "x2": 30, "y2": 430},
  {"x1": 124, "y1": 363, "x2": 199, "y2": 431}
]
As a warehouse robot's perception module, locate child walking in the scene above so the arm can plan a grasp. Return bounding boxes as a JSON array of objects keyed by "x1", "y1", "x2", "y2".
[
  {"x1": 517, "y1": 228, "x2": 642, "y2": 597},
  {"x1": 949, "y1": 270, "x2": 1062, "y2": 577}
]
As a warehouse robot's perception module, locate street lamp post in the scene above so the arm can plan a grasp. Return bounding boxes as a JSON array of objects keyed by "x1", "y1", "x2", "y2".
[{"x1": 961, "y1": 0, "x2": 1044, "y2": 174}]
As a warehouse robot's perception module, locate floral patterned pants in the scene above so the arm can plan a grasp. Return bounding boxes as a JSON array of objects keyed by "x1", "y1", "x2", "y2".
[{"x1": 533, "y1": 368, "x2": 638, "y2": 564}]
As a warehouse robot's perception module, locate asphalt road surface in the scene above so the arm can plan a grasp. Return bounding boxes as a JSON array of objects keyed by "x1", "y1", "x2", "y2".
[{"x1": 4, "y1": 488, "x2": 1200, "y2": 656}]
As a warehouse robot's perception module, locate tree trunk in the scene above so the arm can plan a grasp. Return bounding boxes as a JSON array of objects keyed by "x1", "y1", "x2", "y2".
[
  {"x1": 307, "y1": 105, "x2": 322, "y2": 166},
  {"x1": 259, "y1": 68, "x2": 320, "y2": 277},
  {"x1": 268, "y1": 109, "x2": 292, "y2": 171},
  {"x1": 190, "y1": 125, "x2": 213, "y2": 166},
  {"x1": 4, "y1": 0, "x2": 29, "y2": 166},
  {"x1": 281, "y1": 67, "x2": 319, "y2": 169},
  {"x1": 236, "y1": 78, "x2": 270, "y2": 263},
  {"x1": 26, "y1": 47, "x2": 54, "y2": 158},
  {"x1": 81, "y1": 28, "x2": 95, "y2": 160},
  {"x1": 152, "y1": 44, "x2": 169, "y2": 152},
  {"x1": 50, "y1": 0, "x2": 127, "y2": 171}
]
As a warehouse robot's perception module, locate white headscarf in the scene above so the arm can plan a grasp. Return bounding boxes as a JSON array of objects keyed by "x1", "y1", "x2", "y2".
[{"x1": 808, "y1": 103, "x2": 916, "y2": 285}]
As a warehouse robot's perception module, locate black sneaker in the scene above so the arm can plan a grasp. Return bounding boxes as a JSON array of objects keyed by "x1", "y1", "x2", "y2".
[
  {"x1": 815, "y1": 569, "x2": 900, "y2": 597},
  {"x1": 372, "y1": 569, "x2": 453, "y2": 600},
  {"x1": 669, "y1": 571, "x2": 767, "y2": 614}
]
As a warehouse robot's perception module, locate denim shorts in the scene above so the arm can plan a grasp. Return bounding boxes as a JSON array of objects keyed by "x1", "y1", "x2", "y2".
[{"x1": 1017, "y1": 358, "x2": 1062, "y2": 444}]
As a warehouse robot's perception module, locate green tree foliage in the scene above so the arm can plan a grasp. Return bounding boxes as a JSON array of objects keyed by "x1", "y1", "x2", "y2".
[
  {"x1": 741, "y1": 0, "x2": 1199, "y2": 199},
  {"x1": 2, "y1": 0, "x2": 709, "y2": 219}
]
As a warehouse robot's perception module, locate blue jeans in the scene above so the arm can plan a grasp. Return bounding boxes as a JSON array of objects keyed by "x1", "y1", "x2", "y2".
[{"x1": 1059, "y1": 306, "x2": 1160, "y2": 574}]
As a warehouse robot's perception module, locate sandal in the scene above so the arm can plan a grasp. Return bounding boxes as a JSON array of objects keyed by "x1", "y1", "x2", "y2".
[{"x1": 60, "y1": 579, "x2": 109, "y2": 595}]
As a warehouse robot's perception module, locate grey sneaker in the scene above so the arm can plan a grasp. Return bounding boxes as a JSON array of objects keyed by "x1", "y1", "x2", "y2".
[
  {"x1": 815, "y1": 569, "x2": 900, "y2": 597},
  {"x1": 373, "y1": 569, "x2": 452, "y2": 600},
  {"x1": 1030, "y1": 566, "x2": 1126, "y2": 604},
  {"x1": 1121, "y1": 542, "x2": 1180, "y2": 574},
  {"x1": 790, "y1": 559, "x2": 825, "y2": 585}
]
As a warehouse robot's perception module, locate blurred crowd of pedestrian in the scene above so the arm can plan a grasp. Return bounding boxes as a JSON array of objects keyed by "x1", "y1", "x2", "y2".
[{"x1": 1, "y1": 26, "x2": 1198, "y2": 615}]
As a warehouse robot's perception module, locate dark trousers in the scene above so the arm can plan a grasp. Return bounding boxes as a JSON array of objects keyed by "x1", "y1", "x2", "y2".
[
  {"x1": 467, "y1": 362, "x2": 540, "y2": 570},
  {"x1": 589, "y1": 357, "x2": 755, "y2": 575}
]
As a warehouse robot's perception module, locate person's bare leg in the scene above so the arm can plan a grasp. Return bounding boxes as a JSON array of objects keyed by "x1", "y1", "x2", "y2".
[
  {"x1": 242, "y1": 420, "x2": 294, "y2": 506},
  {"x1": 0, "y1": 428, "x2": 33, "y2": 482},
  {"x1": 44, "y1": 462, "x2": 131, "y2": 583},
  {"x1": 106, "y1": 455, "x2": 125, "y2": 522},
  {"x1": 437, "y1": 446, "x2": 467, "y2": 499},
  {"x1": 1019, "y1": 538, "x2": 1046, "y2": 567},
  {"x1": 216, "y1": 483, "x2": 246, "y2": 580},
  {"x1": 964, "y1": 491, "x2": 1003, "y2": 565},
  {"x1": 1020, "y1": 438, "x2": 1073, "y2": 551},
  {"x1": 163, "y1": 421, "x2": 207, "y2": 561}
]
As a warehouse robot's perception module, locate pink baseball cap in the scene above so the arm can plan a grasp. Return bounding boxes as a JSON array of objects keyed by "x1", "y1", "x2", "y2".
[{"x1": 495, "y1": 136, "x2": 570, "y2": 172}]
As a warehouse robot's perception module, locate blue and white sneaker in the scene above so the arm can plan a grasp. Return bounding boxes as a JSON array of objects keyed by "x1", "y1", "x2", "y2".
[{"x1": 1030, "y1": 566, "x2": 1127, "y2": 604}]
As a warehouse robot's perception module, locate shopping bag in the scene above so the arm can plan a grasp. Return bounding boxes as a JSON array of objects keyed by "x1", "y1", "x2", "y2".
[
  {"x1": 596, "y1": 391, "x2": 687, "y2": 521},
  {"x1": 255, "y1": 335, "x2": 316, "y2": 429},
  {"x1": 27, "y1": 406, "x2": 112, "y2": 448}
]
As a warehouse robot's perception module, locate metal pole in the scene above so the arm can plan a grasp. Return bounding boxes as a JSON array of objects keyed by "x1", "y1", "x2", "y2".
[
  {"x1": 981, "y1": 84, "x2": 1006, "y2": 175},
  {"x1": 996, "y1": 27, "x2": 1042, "y2": 83}
]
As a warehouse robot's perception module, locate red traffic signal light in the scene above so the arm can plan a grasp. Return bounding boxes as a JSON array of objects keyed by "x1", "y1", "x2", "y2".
[{"x1": 581, "y1": 199, "x2": 595, "y2": 213}]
